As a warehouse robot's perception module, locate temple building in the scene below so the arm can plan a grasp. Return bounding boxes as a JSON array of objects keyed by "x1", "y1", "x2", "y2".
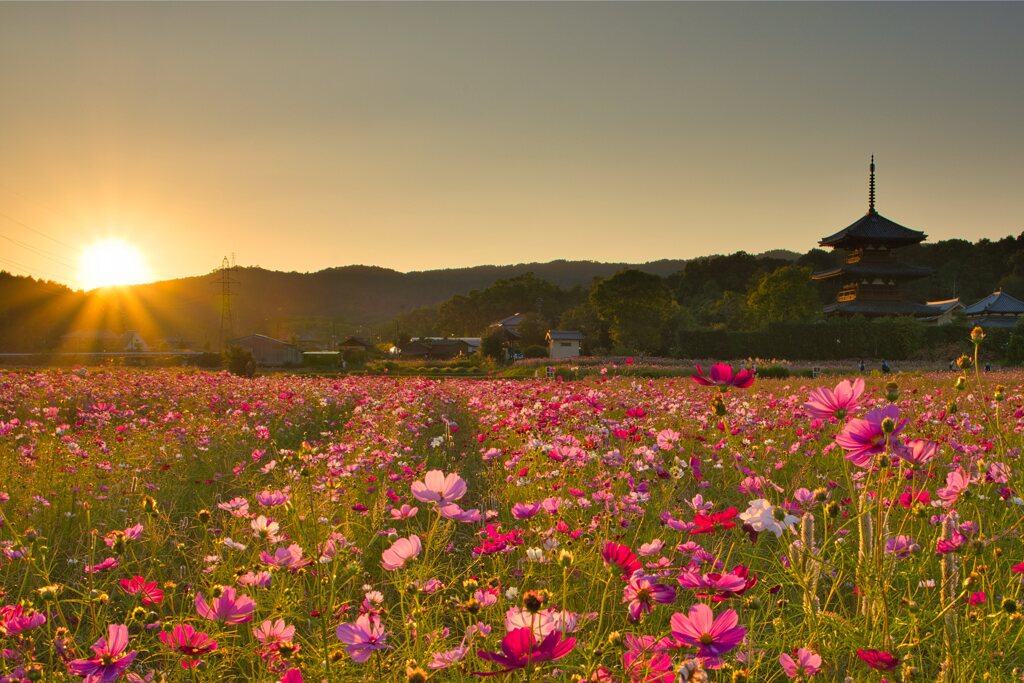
[{"x1": 813, "y1": 158, "x2": 934, "y2": 317}]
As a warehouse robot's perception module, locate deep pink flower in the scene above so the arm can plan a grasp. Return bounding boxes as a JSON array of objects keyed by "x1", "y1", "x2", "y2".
[
  {"x1": 622, "y1": 634, "x2": 675, "y2": 683},
  {"x1": 159, "y1": 623, "x2": 218, "y2": 669},
  {"x1": 835, "y1": 406, "x2": 905, "y2": 467},
  {"x1": 601, "y1": 542, "x2": 642, "y2": 580},
  {"x1": 0, "y1": 604, "x2": 46, "y2": 635},
  {"x1": 84, "y1": 557, "x2": 120, "y2": 574},
  {"x1": 690, "y1": 508, "x2": 738, "y2": 535},
  {"x1": 670, "y1": 604, "x2": 746, "y2": 667},
  {"x1": 68, "y1": 624, "x2": 138, "y2": 682},
  {"x1": 856, "y1": 648, "x2": 899, "y2": 670},
  {"x1": 411, "y1": 470, "x2": 467, "y2": 505},
  {"x1": 677, "y1": 565, "x2": 755, "y2": 601},
  {"x1": 779, "y1": 647, "x2": 822, "y2": 678},
  {"x1": 381, "y1": 535, "x2": 422, "y2": 571},
  {"x1": 692, "y1": 363, "x2": 754, "y2": 390},
  {"x1": 474, "y1": 627, "x2": 576, "y2": 676},
  {"x1": 119, "y1": 576, "x2": 164, "y2": 605},
  {"x1": 195, "y1": 587, "x2": 256, "y2": 624},
  {"x1": 622, "y1": 572, "x2": 676, "y2": 622},
  {"x1": 804, "y1": 378, "x2": 865, "y2": 420},
  {"x1": 335, "y1": 613, "x2": 390, "y2": 663},
  {"x1": 279, "y1": 670, "x2": 303, "y2": 683}
]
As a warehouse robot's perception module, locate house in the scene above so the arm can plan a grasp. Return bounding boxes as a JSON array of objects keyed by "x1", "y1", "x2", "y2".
[
  {"x1": 339, "y1": 336, "x2": 375, "y2": 352},
  {"x1": 488, "y1": 313, "x2": 525, "y2": 341},
  {"x1": 921, "y1": 298, "x2": 963, "y2": 326},
  {"x1": 399, "y1": 337, "x2": 472, "y2": 360},
  {"x1": 59, "y1": 329, "x2": 147, "y2": 353},
  {"x1": 230, "y1": 334, "x2": 304, "y2": 366},
  {"x1": 962, "y1": 290, "x2": 1024, "y2": 329},
  {"x1": 546, "y1": 330, "x2": 584, "y2": 359}
]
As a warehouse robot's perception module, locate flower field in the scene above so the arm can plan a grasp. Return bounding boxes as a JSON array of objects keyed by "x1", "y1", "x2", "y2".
[{"x1": 1, "y1": 351, "x2": 1023, "y2": 681}]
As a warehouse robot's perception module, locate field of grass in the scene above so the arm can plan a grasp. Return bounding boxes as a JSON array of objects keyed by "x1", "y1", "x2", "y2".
[{"x1": 1, "y1": 338, "x2": 1022, "y2": 681}]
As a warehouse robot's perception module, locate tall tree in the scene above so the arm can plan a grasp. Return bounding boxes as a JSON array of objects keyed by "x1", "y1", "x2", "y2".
[
  {"x1": 590, "y1": 269, "x2": 676, "y2": 353},
  {"x1": 746, "y1": 265, "x2": 821, "y2": 327}
]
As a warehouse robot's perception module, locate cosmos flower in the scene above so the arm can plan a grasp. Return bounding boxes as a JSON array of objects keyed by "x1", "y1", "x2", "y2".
[
  {"x1": 803, "y1": 378, "x2": 865, "y2": 420},
  {"x1": 335, "y1": 613, "x2": 390, "y2": 663},
  {"x1": 856, "y1": 648, "x2": 899, "y2": 671},
  {"x1": 474, "y1": 627, "x2": 575, "y2": 676},
  {"x1": 692, "y1": 363, "x2": 755, "y2": 390},
  {"x1": 690, "y1": 508, "x2": 739, "y2": 535},
  {"x1": 67, "y1": 624, "x2": 138, "y2": 682},
  {"x1": 195, "y1": 587, "x2": 256, "y2": 624},
  {"x1": 411, "y1": 470, "x2": 467, "y2": 505},
  {"x1": 159, "y1": 623, "x2": 218, "y2": 669},
  {"x1": 779, "y1": 647, "x2": 822, "y2": 678},
  {"x1": 381, "y1": 535, "x2": 422, "y2": 571},
  {"x1": 118, "y1": 576, "x2": 164, "y2": 605},
  {"x1": 835, "y1": 406, "x2": 905, "y2": 467},
  {"x1": 601, "y1": 542, "x2": 642, "y2": 580},
  {"x1": 622, "y1": 572, "x2": 676, "y2": 622},
  {"x1": 738, "y1": 499, "x2": 798, "y2": 538},
  {"x1": 670, "y1": 604, "x2": 746, "y2": 668}
]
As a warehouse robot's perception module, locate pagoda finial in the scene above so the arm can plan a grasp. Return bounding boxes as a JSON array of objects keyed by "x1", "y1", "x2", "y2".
[{"x1": 868, "y1": 155, "x2": 876, "y2": 214}]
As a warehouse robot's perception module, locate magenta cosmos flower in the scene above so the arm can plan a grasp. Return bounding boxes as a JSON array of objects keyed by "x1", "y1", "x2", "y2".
[
  {"x1": 159, "y1": 624, "x2": 218, "y2": 669},
  {"x1": 601, "y1": 542, "x2": 643, "y2": 580},
  {"x1": 195, "y1": 587, "x2": 256, "y2": 624},
  {"x1": 692, "y1": 363, "x2": 754, "y2": 390},
  {"x1": 474, "y1": 627, "x2": 576, "y2": 676},
  {"x1": 119, "y1": 576, "x2": 164, "y2": 605},
  {"x1": 670, "y1": 604, "x2": 746, "y2": 667},
  {"x1": 622, "y1": 572, "x2": 676, "y2": 622},
  {"x1": 68, "y1": 624, "x2": 138, "y2": 683},
  {"x1": 803, "y1": 378, "x2": 865, "y2": 420},
  {"x1": 381, "y1": 534, "x2": 422, "y2": 571},
  {"x1": 779, "y1": 647, "x2": 822, "y2": 678},
  {"x1": 335, "y1": 613, "x2": 390, "y2": 663},
  {"x1": 835, "y1": 405, "x2": 905, "y2": 467},
  {"x1": 856, "y1": 648, "x2": 899, "y2": 671},
  {"x1": 411, "y1": 469, "x2": 468, "y2": 505}
]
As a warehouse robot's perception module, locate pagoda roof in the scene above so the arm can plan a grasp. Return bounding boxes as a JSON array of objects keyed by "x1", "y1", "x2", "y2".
[
  {"x1": 963, "y1": 290, "x2": 1024, "y2": 315},
  {"x1": 812, "y1": 261, "x2": 932, "y2": 281},
  {"x1": 819, "y1": 211, "x2": 927, "y2": 248},
  {"x1": 823, "y1": 300, "x2": 936, "y2": 317}
]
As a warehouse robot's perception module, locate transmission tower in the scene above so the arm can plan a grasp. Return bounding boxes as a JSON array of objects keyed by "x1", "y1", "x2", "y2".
[{"x1": 216, "y1": 256, "x2": 239, "y2": 351}]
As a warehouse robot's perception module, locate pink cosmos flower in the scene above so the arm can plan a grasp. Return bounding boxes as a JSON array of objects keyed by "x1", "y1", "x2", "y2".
[
  {"x1": 195, "y1": 587, "x2": 256, "y2": 624},
  {"x1": 884, "y1": 535, "x2": 920, "y2": 559},
  {"x1": 381, "y1": 534, "x2": 422, "y2": 571},
  {"x1": 896, "y1": 439, "x2": 939, "y2": 467},
  {"x1": 254, "y1": 619, "x2": 296, "y2": 645},
  {"x1": 835, "y1": 406, "x2": 905, "y2": 467},
  {"x1": 67, "y1": 623, "x2": 138, "y2": 682},
  {"x1": 335, "y1": 613, "x2": 390, "y2": 663},
  {"x1": 511, "y1": 502, "x2": 542, "y2": 520},
  {"x1": 438, "y1": 503, "x2": 481, "y2": 523},
  {"x1": 411, "y1": 470, "x2": 467, "y2": 505},
  {"x1": 118, "y1": 576, "x2": 164, "y2": 605},
  {"x1": 622, "y1": 572, "x2": 676, "y2": 622},
  {"x1": 474, "y1": 627, "x2": 576, "y2": 676},
  {"x1": 677, "y1": 566, "x2": 754, "y2": 601},
  {"x1": 259, "y1": 544, "x2": 310, "y2": 572},
  {"x1": 779, "y1": 647, "x2": 822, "y2": 678},
  {"x1": 389, "y1": 504, "x2": 419, "y2": 520},
  {"x1": 856, "y1": 648, "x2": 899, "y2": 670},
  {"x1": 238, "y1": 570, "x2": 273, "y2": 588},
  {"x1": 692, "y1": 363, "x2": 754, "y2": 390},
  {"x1": 159, "y1": 623, "x2": 218, "y2": 669},
  {"x1": 279, "y1": 670, "x2": 303, "y2": 683},
  {"x1": 803, "y1": 378, "x2": 865, "y2": 420},
  {"x1": 936, "y1": 467, "x2": 971, "y2": 507},
  {"x1": 84, "y1": 557, "x2": 120, "y2": 574},
  {"x1": 0, "y1": 604, "x2": 46, "y2": 635},
  {"x1": 429, "y1": 644, "x2": 469, "y2": 670},
  {"x1": 601, "y1": 542, "x2": 642, "y2": 580},
  {"x1": 622, "y1": 634, "x2": 675, "y2": 683},
  {"x1": 670, "y1": 604, "x2": 746, "y2": 668},
  {"x1": 256, "y1": 489, "x2": 290, "y2": 507}
]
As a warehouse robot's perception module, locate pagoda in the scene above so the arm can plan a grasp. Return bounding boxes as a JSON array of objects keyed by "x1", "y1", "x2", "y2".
[{"x1": 813, "y1": 157, "x2": 933, "y2": 316}]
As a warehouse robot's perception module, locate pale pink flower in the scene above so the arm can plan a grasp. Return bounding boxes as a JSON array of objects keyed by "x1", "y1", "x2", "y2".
[
  {"x1": 411, "y1": 470, "x2": 467, "y2": 505},
  {"x1": 195, "y1": 587, "x2": 256, "y2": 624},
  {"x1": 335, "y1": 614, "x2": 390, "y2": 663},
  {"x1": 803, "y1": 378, "x2": 865, "y2": 420},
  {"x1": 381, "y1": 535, "x2": 422, "y2": 571},
  {"x1": 779, "y1": 647, "x2": 822, "y2": 678}
]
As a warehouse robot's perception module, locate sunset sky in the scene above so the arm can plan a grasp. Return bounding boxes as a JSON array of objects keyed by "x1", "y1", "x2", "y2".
[{"x1": 1, "y1": 2, "x2": 1022, "y2": 290}]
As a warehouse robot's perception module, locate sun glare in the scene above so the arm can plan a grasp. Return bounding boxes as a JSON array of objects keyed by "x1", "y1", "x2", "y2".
[{"x1": 78, "y1": 239, "x2": 152, "y2": 290}]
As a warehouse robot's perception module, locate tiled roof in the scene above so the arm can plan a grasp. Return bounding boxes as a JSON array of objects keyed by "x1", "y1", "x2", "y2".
[
  {"x1": 819, "y1": 212, "x2": 927, "y2": 248},
  {"x1": 963, "y1": 290, "x2": 1024, "y2": 315}
]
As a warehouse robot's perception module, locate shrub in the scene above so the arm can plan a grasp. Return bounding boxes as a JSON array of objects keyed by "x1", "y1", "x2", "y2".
[{"x1": 224, "y1": 345, "x2": 256, "y2": 377}]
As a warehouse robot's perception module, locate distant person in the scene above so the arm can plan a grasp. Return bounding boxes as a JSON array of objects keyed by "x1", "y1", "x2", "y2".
[
  {"x1": 881, "y1": 360, "x2": 891, "y2": 374},
  {"x1": 949, "y1": 359, "x2": 955, "y2": 371},
  {"x1": 859, "y1": 359, "x2": 865, "y2": 373},
  {"x1": 985, "y1": 362, "x2": 992, "y2": 372}
]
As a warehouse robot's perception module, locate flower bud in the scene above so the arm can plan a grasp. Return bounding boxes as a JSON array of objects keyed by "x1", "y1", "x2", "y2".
[
  {"x1": 881, "y1": 417, "x2": 896, "y2": 434},
  {"x1": 885, "y1": 382, "x2": 899, "y2": 402},
  {"x1": 971, "y1": 326, "x2": 985, "y2": 343}
]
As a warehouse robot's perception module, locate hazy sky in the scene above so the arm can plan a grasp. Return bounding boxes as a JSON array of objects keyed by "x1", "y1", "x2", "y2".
[{"x1": 1, "y1": 2, "x2": 1022, "y2": 289}]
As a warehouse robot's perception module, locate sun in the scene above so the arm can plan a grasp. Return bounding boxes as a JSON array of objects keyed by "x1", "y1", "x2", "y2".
[{"x1": 78, "y1": 239, "x2": 152, "y2": 290}]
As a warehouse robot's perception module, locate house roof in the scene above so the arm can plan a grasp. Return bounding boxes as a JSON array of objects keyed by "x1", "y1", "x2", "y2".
[
  {"x1": 812, "y1": 261, "x2": 932, "y2": 280},
  {"x1": 492, "y1": 313, "x2": 526, "y2": 328},
  {"x1": 963, "y1": 290, "x2": 1024, "y2": 315},
  {"x1": 230, "y1": 334, "x2": 298, "y2": 349},
  {"x1": 823, "y1": 300, "x2": 936, "y2": 316},
  {"x1": 819, "y1": 212, "x2": 927, "y2": 249},
  {"x1": 819, "y1": 158, "x2": 926, "y2": 249},
  {"x1": 546, "y1": 330, "x2": 584, "y2": 341},
  {"x1": 339, "y1": 336, "x2": 373, "y2": 348},
  {"x1": 924, "y1": 298, "x2": 962, "y2": 314}
]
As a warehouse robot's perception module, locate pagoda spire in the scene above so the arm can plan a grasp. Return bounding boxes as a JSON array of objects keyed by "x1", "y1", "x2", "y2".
[{"x1": 868, "y1": 155, "x2": 876, "y2": 215}]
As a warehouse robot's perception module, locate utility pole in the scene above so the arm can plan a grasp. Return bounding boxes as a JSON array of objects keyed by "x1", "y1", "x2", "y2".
[{"x1": 216, "y1": 256, "x2": 239, "y2": 352}]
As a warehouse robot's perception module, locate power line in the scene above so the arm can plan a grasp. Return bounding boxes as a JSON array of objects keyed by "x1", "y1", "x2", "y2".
[
  {"x1": 0, "y1": 209, "x2": 75, "y2": 250},
  {"x1": 0, "y1": 230, "x2": 77, "y2": 270},
  {"x1": 0, "y1": 254, "x2": 68, "y2": 283}
]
